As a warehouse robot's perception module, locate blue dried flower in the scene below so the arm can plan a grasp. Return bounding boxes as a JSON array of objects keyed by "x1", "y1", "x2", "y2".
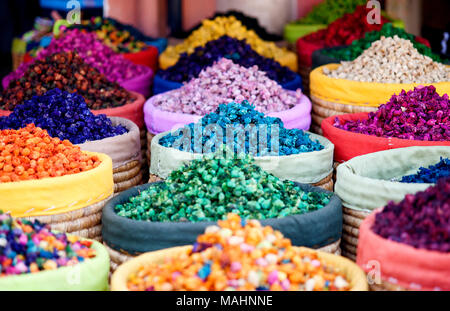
[
  {"x1": 400, "y1": 158, "x2": 450, "y2": 183},
  {"x1": 0, "y1": 88, "x2": 127, "y2": 144},
  {"x1": 159, "y1": 101, "x2": 324, "y2": 156}
]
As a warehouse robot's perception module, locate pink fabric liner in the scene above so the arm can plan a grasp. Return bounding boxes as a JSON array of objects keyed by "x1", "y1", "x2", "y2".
[
  {"x1": 357, "y1": 211, "x2": 450, "y2": 291},
  {"x1": 144, "y1": 91, "x2": 312, "y2": 134}
]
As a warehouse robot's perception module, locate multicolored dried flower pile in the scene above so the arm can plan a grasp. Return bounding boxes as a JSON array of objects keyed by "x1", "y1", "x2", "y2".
[
  {"x1": 159, "y1": 36, "x2": 296, "y2": 85},
  {"x1": 0, "y1": 212, "x2": 96, "y2": 276},
  {"x1": 372, "y1": 177, "x2": 450, "y2": 252},
  {"x1": 153, "y1": 58, "x2": 301, "y2": 115},
  {"x1": 126, "y1": 213, "x2": 349, "y2": 291},
  {"x1": 0, "y1": 51, "x2": 132, "y2": 111},
  {"x1": 115, "y1": 151, "x2": 331, "y2": 222},
  {"x1": 0, "y1": 89, "x2": 127, "y2": 144},
  {"x1": 159, "y1": 101, "x2": 323, "y2": 156},
  {"x1": 0, "y1": 124, "x2": 101, "y2": 183},
  {"x1": 334, "y1": 86, "x2": 449, "y2": 141}
]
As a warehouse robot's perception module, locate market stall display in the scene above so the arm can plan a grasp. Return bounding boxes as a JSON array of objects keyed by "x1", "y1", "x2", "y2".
[
  {"x1": 154, "y1": 36, "x2": 300, "y2": 95},
  {"x1": 296, "y1": 5, "x2": 392, "y2": 95},
  {"x1": 3, "y1": 29, "x2": 153, "y2": 97},
  {"x1": 311, "y1": 38, "x2": 450, "y2": 134},
  {"x1": 102, "y1": 151, "x2": 342, "y2": 271},
  {"x1": 160, "y1": 16, "x2": 297, "y2": 71},
  {"x1": 0, "y1": 124, "x2": 113, "y2": 240},
  {"x1": 312, "y1": 23, "x2": 439, "y2": 69},
  {"x1": 145, "y1": 58, "x2": 309, "y2": 135},
  {"x1": 110, "y1": 213, "x2": 367, "y2": 291},
  {"x1": 0, "y1": 213, "x2": 110, "y2": 290},
  {"x1": 357, "y1": 177, "x2": 450, "y2": 290},
  {"x1": 334, "y1": 146, "x2": 450, "y2": 260},
  {"x1": 284, "y1": 0, "x2": 367, "y2": 43},
  {"x1": 322, "y1": 86, "x2": 450, "y2": 163},
  {"x1": 184, "y1": 10, "x2": 282, "y2": 41},
  {"x1": 150, "y1": 102, "x2": 333, "y2": 190},
  {"x1": 53, "y1": 17, "x2": 162, "y2": 72}
]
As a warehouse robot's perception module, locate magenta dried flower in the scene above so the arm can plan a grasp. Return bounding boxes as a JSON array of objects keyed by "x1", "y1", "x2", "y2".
[
  {"x1": 334, "y1": 86, "x2": 450, "y2": 141},
  {"x1": 372, "y1": 177, "x2": 450, "y2": 253}
]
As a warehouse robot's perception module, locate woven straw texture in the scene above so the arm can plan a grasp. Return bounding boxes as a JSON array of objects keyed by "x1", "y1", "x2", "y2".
[
  {"x1": 311, "y1": 94, "x2": 377, "y2": 135},
  {"x1": 370, "y1": 282, "x2": 408, "y2": 291},
  {"x1": 111, "y1": 245, "x2": 368, "y2": 291},
  {"x1": 113, "y1": 160, "x2": 143, "y2": 193},
  {"x1": 146, "y1": 132, "x2": 155, "y2": 167},
  {"x1": 21, "y1": 195, "x2": 112, "y2": 240},
  {"x1": 316, "y1": 238, "x2": 341, "y2": 255},
  {"x1": 341, "y1": 207, "x2": 370, "y2": 261},
  {"x1": 148, "y1": 174, "x2": 163, "y2": 183},
  {"x1": 311, "y1": 172, "x2": 333, "y2": 191},
  {"x1": 104, "y1": 243, "x2": 136, "y2": 273},
  {"x1": 140, "y1": 128, "x2": 149, "y2": 183}
]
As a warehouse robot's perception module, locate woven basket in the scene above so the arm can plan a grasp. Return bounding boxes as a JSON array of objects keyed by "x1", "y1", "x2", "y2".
[
  {"x1": 311, "y1": 172, "x2": 333, "y2": 191},
  {"x1": 146, "y1": 132, "x2": 155, "y2": 167},
  {"x1": 316, "y1": 238, "x2": 341, "y2": 255},
  {"x1": 311, "y1": 94, "x2": 377, "y2": 135},
  {"x1": 148, "y1": 174, "x2": 162, "y2": 183},
  {"x1": 139, "y1": 128, "x2": 148, "y2": 181},
  {"x1": 298, "y1": 64, "x2": 311, "y2": 95},
  {"x1": 369, "y1": 281, "x2": 409, "y2": 291},
  {"x1": 104, "y1": 243, "x2": 136, "y2": 273},
  {"x1": 12, "y1": 52, "x2": 25, "y2": 71},
  {"x1": 341, "y1": 207, "x2": 370, "y2": 261},
  {"x1": 113, "y1": 160, "x2": 143, "y2": 193},
  {"x1": 21, "y1": 195, "x2": 112, "y2": 240},
  {"x1": 111, "y1": 245, "x2": 368, "y2": 291}
]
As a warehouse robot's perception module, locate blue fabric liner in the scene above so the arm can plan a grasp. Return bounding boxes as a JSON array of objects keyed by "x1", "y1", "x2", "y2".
[{"x1": 102, "y1": 182, "x2": 342, "y2": 255}]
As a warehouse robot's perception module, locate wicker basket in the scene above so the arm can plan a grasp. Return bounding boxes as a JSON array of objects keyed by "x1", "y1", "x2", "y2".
[
  {"x1": 298, "y1": 64, "x2": 311, "y2": 95},
  {"x1": 146, "y1": 131, "x2": 155, "y2": 167},
  {"x1": 369, "y1": 281, "x2": 408, "y2": 291},
  {"x1": 311, "y1": 94, "x2": 377, "y2": 135},
  {"x1": 113, "y1": 160, "x2": 143, "y2": 193},
  {"x1": 341, "y1": 207, "x2": 370, "y2": 261},
  {"x1": 104, "y1": 243, "x2": 136, "y2": 273},
  {"x1": 21, "y1": 195, "x2": 112, "y2": 241},
  {"x1": 111, "y1": 245, "x2": 368, "y2": 290}
]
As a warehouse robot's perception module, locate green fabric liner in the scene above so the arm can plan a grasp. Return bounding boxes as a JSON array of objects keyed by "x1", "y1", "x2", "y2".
[
  {"x1": 335, "y1": 146, "x2": 450, "y2": 212},
  {"x1": 283, "y1": 23, "x2": 326, "y2": 43},
  {"x1": 102, "y1": 182, "x2": 342, "y2": 255},
  {"x1": 0, "y1": 240, "x2": 110, "y2": 291}
]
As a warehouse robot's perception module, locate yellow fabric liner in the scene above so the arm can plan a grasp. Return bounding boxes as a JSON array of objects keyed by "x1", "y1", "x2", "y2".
[
  {"x1": 310, "y1": 64, "x2": 450, "y2": 107},
  {"x1": 0, "y1": 152, "x2": 113, "y2": 217},
  {"x1": 111, "y1": 246, "x2": 368, "y2": 291}
]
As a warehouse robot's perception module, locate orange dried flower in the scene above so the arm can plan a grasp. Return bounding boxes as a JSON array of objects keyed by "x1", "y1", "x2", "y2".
[{"x1": 0, "y1": 124, "x2": 101, "y2": 183}]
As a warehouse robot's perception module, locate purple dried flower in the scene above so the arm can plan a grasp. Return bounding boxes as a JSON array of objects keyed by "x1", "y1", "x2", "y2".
[
  {"x1": 334, "y1": 86, "x2": 450, "y2": 141},
  {"x1": 372, "y1": 177, "x2": 450, "y2": 252}
]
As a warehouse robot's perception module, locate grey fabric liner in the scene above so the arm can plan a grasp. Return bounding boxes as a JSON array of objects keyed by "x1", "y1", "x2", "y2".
[{"x1": 102, "y1": 182, "x2": 342, "y2": 255}]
